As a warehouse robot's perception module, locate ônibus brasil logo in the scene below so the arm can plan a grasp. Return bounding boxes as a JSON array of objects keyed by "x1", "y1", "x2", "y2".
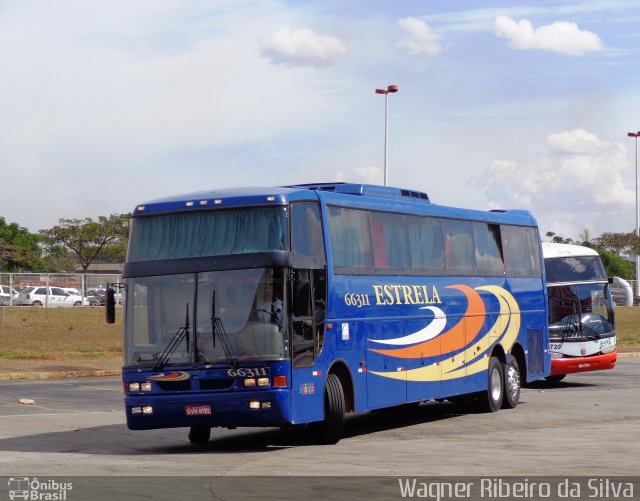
[{"x1": 7, "y1": 477, "x2": 72, "y2": 500}]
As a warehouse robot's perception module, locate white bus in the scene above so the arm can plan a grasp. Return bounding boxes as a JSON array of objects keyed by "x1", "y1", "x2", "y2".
[{"x1": 542, "y1": 242, "x2": 631, "y2": 382}]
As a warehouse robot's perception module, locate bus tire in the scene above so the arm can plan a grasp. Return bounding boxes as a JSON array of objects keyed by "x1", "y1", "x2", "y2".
[
  {"x1": 545, "y1": 374, "x2": 566, "y2": 383},
  {"x1": 314, "y1": 373, "x2": 345, "y2": 445},
  {"x1": 188, "y1": 426, "x2": 211, "y2": 444},
  {"x1": 481, "y1": 357, "x2": 504, "y2": 412},
  {"x1": 502, "y1": 357, "x2": 520, "y2": 409}
]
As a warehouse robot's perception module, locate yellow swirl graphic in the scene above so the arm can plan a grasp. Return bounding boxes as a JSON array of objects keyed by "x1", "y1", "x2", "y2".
[
  {"x1": 369, "y1": 285, "x2": 520, "y2": 382},
  {"x1": 148, "y1": 371, "x2": 191, "y2": 381}
]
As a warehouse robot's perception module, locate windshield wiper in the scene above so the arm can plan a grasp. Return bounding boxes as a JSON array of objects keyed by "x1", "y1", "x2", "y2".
[
  {"x1": 211, "y1": 290, "x2": 236, "y2": 367},
  {"x1": 154, "y1": 303, "x2": 190, "y2": 371}
]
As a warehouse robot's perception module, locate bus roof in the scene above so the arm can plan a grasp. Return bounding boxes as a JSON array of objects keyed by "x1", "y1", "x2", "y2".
[
  {"x1": 132, "y1": 183, "x2": 538, "y2": 226},
  {"x1": 541, "y1": 242, "x2": 600, "y2": 259}
]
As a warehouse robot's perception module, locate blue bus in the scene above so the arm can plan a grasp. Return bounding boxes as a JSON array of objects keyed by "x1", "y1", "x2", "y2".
[{"x1": 107, "y1": 183, "x2": 550, "y2": 444}]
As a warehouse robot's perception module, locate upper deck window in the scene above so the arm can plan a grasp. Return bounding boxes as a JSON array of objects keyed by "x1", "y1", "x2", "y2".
[
  {"x1": 128, "y1": 206, "x2": 288, "y2": 262},
  {"x1": 545, "y1": 255, "x2": 607, "y2": 283}
]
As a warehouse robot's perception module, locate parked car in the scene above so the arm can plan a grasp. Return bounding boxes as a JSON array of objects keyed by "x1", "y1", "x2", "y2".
[
  {"x1": 0, "y1": 285, "x2": 19, "y2": 305},
  {"x1": 86, "y1": 288, "x2": 107, "y2": 305},
  {"x1": 86, "y1": 287, "x2": 123, "y2": 305},
  {"x1": 16, "y1": 286, "x2": 89, "y2": 307}
]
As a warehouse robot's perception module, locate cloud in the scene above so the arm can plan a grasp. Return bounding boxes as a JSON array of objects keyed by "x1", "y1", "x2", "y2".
[
  {"x1": 336, "y1": 166, "x2": 382, "y2": 184},
  {"x1": 258, "y1": 27, "x2": 347, "y2": 67},
  {"x1": 547, "y1": 128, "x2": 614, "y2": 154},
  {"x1": 396, "y1": 17, "x2": 443, "y2": 56},
  {"x1": 494, "y1": 16, "x2": 603, "y2": 55},
  {"x1": 479, "y1": 130, "x2": 632, "y2": 237}
]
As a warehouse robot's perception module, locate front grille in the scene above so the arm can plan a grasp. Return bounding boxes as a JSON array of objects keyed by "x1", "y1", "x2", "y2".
[
  {"x1": 156, "y1": 380, "x2": 192, "y2": 391},
  {"x1": 199, "y1": 378, "x2": 234, "y2": 390}
]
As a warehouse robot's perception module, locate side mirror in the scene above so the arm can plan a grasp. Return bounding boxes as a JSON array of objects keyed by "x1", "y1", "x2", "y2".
[{"x1": 106, "y1": 288, "x2": 116, "y2": 324}]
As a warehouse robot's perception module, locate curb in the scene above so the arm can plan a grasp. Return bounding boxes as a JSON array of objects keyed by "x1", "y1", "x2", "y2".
[{"x1": 0, "y1": 369, "x2": 121, "y2": 381}]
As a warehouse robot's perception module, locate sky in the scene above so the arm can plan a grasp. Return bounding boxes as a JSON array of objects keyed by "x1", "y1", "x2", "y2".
[{"x1": 1, "y1": 0, "x2": 640, "y2": 241}]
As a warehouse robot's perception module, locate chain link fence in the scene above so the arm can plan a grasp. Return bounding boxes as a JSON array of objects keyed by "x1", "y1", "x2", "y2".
[
  {"x1": 2, "y1": 273, "x2": 638, "y2": 307},
  {"x1": 0, "y1": 272, "x2": 123, "y2": 307}
]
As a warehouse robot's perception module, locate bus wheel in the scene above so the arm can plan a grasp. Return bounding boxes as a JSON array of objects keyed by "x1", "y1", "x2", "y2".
[
  {"x1": 188, "y1": 426, "x2": 211, "y2": 444},
  {"x1": 480, "y1": 357, "x2": 504, "y2": 412},
  {"x1": 502, "y1": 357, "x2": 520, "y2": 409},
  {"x1": 314, "y1": 373, "x2": 345, "y2": 444},
  {"x1": 545, "y1": 374, "x2": 566, "y2": 383}
]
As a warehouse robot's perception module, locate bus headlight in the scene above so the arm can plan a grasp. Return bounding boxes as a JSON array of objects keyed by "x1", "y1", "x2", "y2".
[
  {"x1": 550, "y1": 352, "x2": 563, "y2": 359},
  {"x1": 248, "y1": 401, "x2": 271, "y2": 410},
  {"x1": 244, "y1": 378, "x2": 256, "y2": 387},
  {"x1": 257, "y1": 377, "x2": 269, "y2": 387},
  {"x1": 129, "y1": 382, "x2": 152, "y2": 392},
  {"x1": 601, "y1": 345, "x2": 616, "y2": 354}
]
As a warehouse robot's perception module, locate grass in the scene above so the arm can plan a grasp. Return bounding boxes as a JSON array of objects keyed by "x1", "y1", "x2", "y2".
[
  {"x1": 613, "y1": 307, "x2": 640, "y2": 349},
  {"x1": 0, "y1": 305, "x2": 638, "y2": 361},
  {"x1": 0, "y1": 306, "x2": 122, "y2": 360}
]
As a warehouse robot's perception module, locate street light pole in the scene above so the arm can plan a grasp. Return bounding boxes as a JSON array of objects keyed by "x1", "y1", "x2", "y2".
[
  {"x1": 628, "y1": 131, "x2": 640, "y2": 299},
  {"x1": 375, "y1": 84, "x2": 398, "y2": 186}
]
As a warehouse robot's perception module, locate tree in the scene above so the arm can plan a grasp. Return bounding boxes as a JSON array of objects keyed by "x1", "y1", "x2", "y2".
[
  {"x1": 41, "y1": 246, "x2": 78, "y2": 273},
  {"x1": 545, "y1": 230, "x2": 635, "y2": 279},
  {"x1": 579, "y1": 226, "x2": 591, "y2": 244},
  {"x1": 592, "y1": 232, "x2": 640, "y2": 256},
  {"x1": 592, "y1": 247, "x2": 634, "y2": 279},
  {"x1": 544, "y1": 231, "x2": 574, "y2": 244},
  {"x1": 40, "y1": 214, "x2": 130, "y2": 273},
  {"x1": 0, "y1": 217, "x2": 43, "y2": 271}
]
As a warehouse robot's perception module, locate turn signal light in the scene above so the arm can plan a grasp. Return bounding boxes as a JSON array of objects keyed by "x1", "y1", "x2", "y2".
[{"x1": 273, "y1": 376, "x2": 287, "y2": 387}]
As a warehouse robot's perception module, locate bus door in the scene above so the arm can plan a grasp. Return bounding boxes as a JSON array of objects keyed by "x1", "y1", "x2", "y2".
[
  {"x1": 289, "y1": 203, "x2": 328, "y2": 424},
  {"x1": 290, "y1": 269, "x2": 326, "y2": 424}
]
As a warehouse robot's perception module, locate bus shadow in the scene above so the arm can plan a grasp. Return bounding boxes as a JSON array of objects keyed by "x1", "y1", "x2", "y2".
[
  {"x1": 171, "y1": 401, "x2": 470, "y2": 452},
  {"x1": 0, "y1": 402, "x2": 470, "y2": 456},
  {"x1": 526, "y1": 380, "x2": 598, "y2": 390}
]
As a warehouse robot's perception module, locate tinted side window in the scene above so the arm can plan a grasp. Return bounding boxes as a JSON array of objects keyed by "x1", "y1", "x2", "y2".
[
  {"x1": 473, "y1": 222, "x2": 504, "y2": 276},
  {"x1": 327, "y1": 207, "x2": 373, "y2": 270},
  {"x1": 443, "y1": 220, "x2": 475, "y2": 275},
  {"x1": 407, "y1": 216, "x2": 444, "y2": 273},
  {"x1": 290, "y1": 203, "x2": 326, "y2": 268},
  {"x1": 502, "y1": 225, "x2": 542, "y2": 277},
  {"x1": 368, "y1": 212, "x2": 409, "y2": 271}
]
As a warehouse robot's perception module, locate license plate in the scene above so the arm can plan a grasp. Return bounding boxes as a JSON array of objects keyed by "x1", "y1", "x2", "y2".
[{"x1": 185, "y1": 405, "x2": 212, "y2": 416}]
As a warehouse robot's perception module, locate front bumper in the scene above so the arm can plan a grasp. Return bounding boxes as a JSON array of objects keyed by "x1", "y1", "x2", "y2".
[
  {"x1": 125, "y1": 389, "x2": 291, "y2": 430},
  {"x1": 549, "y1": 351, "x2": 617, "y2": 376}
]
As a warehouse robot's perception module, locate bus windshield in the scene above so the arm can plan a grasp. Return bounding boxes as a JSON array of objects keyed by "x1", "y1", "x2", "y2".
[
  {"x1": 124, "y1": 268, "x2": 287, "y2": 367},
  {"x1": 547, "y1": 282, "x2": 614, "y2": 339}
]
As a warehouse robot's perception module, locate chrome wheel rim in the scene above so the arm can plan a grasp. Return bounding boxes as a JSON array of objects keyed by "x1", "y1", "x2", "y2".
[
  {"x1": 507, "y1": 364, "x2": 520, "y2": 400},
  {"x1": 490, "y1": 367, "x2": 502, "y2": 402}
]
